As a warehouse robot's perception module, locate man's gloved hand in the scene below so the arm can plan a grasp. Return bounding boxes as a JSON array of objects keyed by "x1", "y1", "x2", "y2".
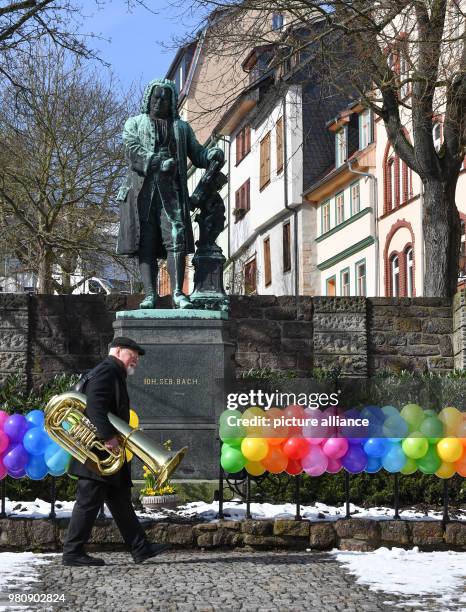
[{"x1": 207, "y1": 147, "x2": 224, "y2": 163}]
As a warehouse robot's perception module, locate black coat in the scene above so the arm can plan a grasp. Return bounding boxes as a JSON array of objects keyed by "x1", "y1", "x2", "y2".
[{"x1": 68, "y1": 356, "x2": 133, "y2": 488}]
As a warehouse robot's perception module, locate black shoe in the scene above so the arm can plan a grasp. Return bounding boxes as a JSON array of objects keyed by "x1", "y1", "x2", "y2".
[
  {"x1": 132, "y1": 543, "x2": 170, "y2": 564},
  {"x1": 62, "y1": 553, "x2": 105, "y2": 567}
]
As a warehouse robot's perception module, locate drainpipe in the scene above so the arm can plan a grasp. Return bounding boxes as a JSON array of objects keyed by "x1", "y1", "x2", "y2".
[
  {"x1": 213, "y1": 133, "x2": 232, "y2": 288},
  {"x1": 419, "y1": 181, "x2": 425, "y2": 296},
  {"x1": 283, "y1": 92, "x2": 300, "y2": 313},
  {"x1": 347, "y1": 159, "x2": 379, "y2": 297}
]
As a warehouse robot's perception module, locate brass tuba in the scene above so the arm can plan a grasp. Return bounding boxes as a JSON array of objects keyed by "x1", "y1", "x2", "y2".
[{"x1": 44, "y1": 392, "x2": 187, "y2": 489}]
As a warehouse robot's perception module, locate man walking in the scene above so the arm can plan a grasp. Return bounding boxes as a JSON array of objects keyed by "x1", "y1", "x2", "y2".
[{"x1": 62, "y1": 337, "x2": 168, "y2": 566}]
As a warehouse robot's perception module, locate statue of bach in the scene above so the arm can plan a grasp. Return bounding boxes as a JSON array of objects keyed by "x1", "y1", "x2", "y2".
[{"x1": 116, "y1": 79, "x2": 224, "y2": 309}]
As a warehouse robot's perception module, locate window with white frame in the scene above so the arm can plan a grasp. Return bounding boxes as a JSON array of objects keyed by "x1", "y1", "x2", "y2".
[
  {"x1": 359, "y1": 109, "x2": 373, "y2": 149},
  {"x1": 335, "y1": 127, "x2": 347, "y2": 167},
  {"x1": 356, "y1": 261, "x2": 366, "y2": 296},
  {"x1": 391, "y1": 255, "x2": 400, "y2": 296},
  {"x1": 351, "y1": 181, "x2": 360, "y2": 214},
  {"x1": 433, "y1": 122, "x2": 442, "y2": 152},
  {"x1": 322, "y1": 200, "x2": 330, "y2": 234},
  {"x1": 406, "y1": 247, "x2": 414, "y2": 297},
  {"x1": 341, "y1": 269, "x2": 350, "y2": 296},
  {"x1": 336, "y1": 192, "x2": 344, "y2": 224}
]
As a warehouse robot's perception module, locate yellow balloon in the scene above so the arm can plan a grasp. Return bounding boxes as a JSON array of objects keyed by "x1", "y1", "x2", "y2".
[
  {"x1": 435, "y1": 462, "x2": 456, "y2": 479},
  {"x1": 241, "y1": 437, "x2": 269, "y2": 462},
  {"x1": 245, "y1": 461, "x2": 266, "y2": 476},
  {"x1": 129, "y1": 409, "x2": 139, "y2": 428},
  {"x1": 437, "y1": 437, "x2": 463, "y2": 463},
  {"x1": 125, "y1": 448, "x2": 133, "y2": 461},
  {"x1": 242, "y1": 407, "x2": 266, "y2": 435},
  {"x1": 439, "y1": 407, "x2": 462, "y2": 436}
]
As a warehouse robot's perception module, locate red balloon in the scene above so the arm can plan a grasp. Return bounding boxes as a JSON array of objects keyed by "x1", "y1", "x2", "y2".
[
  {"x1": 286, "y1": 458, "x2": 303, "y2": 475},
  {"x1": 283, "y1": 437, "x2": 309, "y2": 460},
  {"x1": 283, "y1": 405, "x2": 306, "y2": 435}
]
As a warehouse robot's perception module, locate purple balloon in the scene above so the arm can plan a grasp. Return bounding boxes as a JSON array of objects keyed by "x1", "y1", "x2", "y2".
[
  {"x1": 9, "y1": 467, "x2": 26, "y2": 479},
  {"x1": 3, "y1": 443, "x2": 28, "y2": 472},
  {"x1": 4, "y1": 414, "x2": 28, "y2": 443},
  {"x1": 302, "y1": 445, "x2": 328, "y2": 477},
  {"x1": 341, "y1": 444, "x2": 367, "y2": 473}
]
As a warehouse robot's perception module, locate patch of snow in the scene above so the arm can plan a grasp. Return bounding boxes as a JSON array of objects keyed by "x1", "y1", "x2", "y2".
[{"x1": 0, "y1": 552, "x2": 56, "y2": 612}]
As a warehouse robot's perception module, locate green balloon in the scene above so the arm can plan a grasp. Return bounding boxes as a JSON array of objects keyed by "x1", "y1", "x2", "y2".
[
  {"x1": 219, "y1": 410, "x2": 246, "y2": 441},
  {"x1": 402, "y1": 434, "x2": 429, "y2": 459},
  {"x1": 400, "y1": 457, "x2": 418, "y2": 475},
  {"x1": 222, "y1": 437, "x2": 243, "y2": 448},
  {"x1": 221, "y1": 444, "x2": 246, "y2": 473},
  {"x1": 416, "y1": 445, "x2": 441, "y2": 474},
  {"x1": 400, "y1": 404, "x2": 425, "y2": 432},
  {"x1": 419, "y1": 416, "x2": 444, "y2": 444}
]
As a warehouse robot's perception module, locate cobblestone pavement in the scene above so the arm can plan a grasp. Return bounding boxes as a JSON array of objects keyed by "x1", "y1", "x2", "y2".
[{"x1": 6, "y1": 550, "x2": 462, "y2": 612}]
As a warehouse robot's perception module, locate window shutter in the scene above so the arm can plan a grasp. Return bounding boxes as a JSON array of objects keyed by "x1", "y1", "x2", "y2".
[
  {"x1": 246, "y1": 126, "x2": 251, "y2": 154},
  {"x1": 246, "y1": 179, "x2": 250, "y2": 210}
]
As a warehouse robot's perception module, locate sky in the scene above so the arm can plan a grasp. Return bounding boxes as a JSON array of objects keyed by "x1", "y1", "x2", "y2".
[{"x1": 76, "y1": 0, "x2": 205, "y2": 90}]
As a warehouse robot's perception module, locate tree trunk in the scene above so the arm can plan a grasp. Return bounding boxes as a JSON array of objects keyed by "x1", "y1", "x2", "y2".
[
  {"x1": 422, "y1": 178, "x2": 460, "y2": 297},
  {"x1": 37, "y1": 247, "x2": 54, "y2": 294}
]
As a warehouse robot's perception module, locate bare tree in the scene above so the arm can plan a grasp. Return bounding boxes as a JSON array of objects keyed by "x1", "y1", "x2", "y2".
[
  {"x1": 178, "y1": 0, "x2": 466, "y2": 297},
  {"x1": 0, "y1": 44, "x2": 133, "y2": 293}
]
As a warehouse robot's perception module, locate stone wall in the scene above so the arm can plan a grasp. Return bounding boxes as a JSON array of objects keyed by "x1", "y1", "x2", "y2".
[
  {"x1": 0, "y1": 517, "x2": 464, "y2": 552},
  {"x1": 0, "y1": 292, "x2": 463, "y2": 387}
]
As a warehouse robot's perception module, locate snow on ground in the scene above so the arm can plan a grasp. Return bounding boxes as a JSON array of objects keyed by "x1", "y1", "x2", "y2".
[
  {"x1": 2, "y1": 497, "x2": 466, "y2": 522},
  {"x1": 0, "y1": 552, "x2": 55, "y2": 612},
  {"x1": 332, "y1": 547, "x2": 466, "y2": 611}
]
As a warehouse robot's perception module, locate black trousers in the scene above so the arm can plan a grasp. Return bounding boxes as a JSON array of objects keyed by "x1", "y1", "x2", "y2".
[{"x1": 63, "y1": 478, "x2": 147, "y2": 557}]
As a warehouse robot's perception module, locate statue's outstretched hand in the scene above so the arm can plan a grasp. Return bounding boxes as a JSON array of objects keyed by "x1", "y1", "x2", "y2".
[{"x1": 207, "y1": 148, "x2": 224, "y2": 163}]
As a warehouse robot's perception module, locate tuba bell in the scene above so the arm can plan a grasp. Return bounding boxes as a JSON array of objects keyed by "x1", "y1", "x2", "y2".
[{"x1": 44, "y1": 391, "x2": 187, "y2": 489}]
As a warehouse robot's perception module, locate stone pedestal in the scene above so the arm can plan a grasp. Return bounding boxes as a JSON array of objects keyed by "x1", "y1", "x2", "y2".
[{"x1": 113, "y1": 310, "x2": 234, "y2": 480}]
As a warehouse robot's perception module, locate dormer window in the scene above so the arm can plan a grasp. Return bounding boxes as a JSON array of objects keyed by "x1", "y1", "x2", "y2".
[
  {"x1": 335, "y1": 127, "x2": 347, "y2": 167},
  {"x1": 272, "y1": 13, "x2": 284, "y2": 30},
  {"x1": 359, "y1": 109, "x2": 374, "y2": 149}
]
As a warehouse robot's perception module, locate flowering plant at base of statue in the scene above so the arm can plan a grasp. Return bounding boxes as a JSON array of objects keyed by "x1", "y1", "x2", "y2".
[
  {"x1": 219, "y1": 404, "x2": 466, "y2": 479},
  {"x1": 140, "y1": 440, "x2": 177, "y2": 497},
  {"x1": 0, "y1": 408, "x2": 139, "y2": 480}
]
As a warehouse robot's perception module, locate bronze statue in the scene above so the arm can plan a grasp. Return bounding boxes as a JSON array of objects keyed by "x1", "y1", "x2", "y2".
[{"x1": 116, "y1": 79, "x2": 224, "y2": 309}]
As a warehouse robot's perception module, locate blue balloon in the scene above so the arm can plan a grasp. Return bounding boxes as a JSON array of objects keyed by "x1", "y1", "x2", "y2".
[
  {"x1": 47, "y1": 466, "x2": 66, "y2": 477},
  {"x1": 44, "y1": 443, "x2": 70, "y2": 473},
  {"x1": 382, "y1": 443, "x2": 406, "y2": 473},
  {"x1": 23, "y1": 427, "x2": 49, "y2": 456},
  {"x1": 366, "y1": 456, "x2": 382, "y2": 473},
  {"x1": 383, "y1": 415, "x2": 409, "y2": 441},
  {"x1": 25, "y1": 454, "x2": 48, "y2": 480},
  {"x1": 381, "y1": 405, "x2": 399, "y2": 418},
  {"x1": 364, "y1": 437, "x2": 389, "y2": 458},
  {"x1": 341, "y1": 444, "x2": 367, "y2": 473},
  {"x1": 25, "y1": 410, "x2": 45, "y2": 429}
]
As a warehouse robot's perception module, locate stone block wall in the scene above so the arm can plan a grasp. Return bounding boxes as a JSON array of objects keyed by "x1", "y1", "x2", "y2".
[
  {"x1": 0, "y1": 517, "x2": 464, "y2": 552},
  {"x1": 0, "y1": 292, "x2": 464, "y2": 387}
]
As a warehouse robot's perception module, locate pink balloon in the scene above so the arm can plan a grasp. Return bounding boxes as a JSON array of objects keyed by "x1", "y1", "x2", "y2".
[
  {"x1": 0, "y1": 431, "x2": 8, "y2": 454},
  {"x1": 322, "y1": 437, "x2": 349, "y2": 459},
  {"x1": 302, "y1": 408, "x2": 330, "y2": 440},
  {"x1": 327, "y1": 457, "x2": 343, "y2": 473},
  {"x1": 302, "y1": 445, "x2": 328, "y2": 477},
  {"x1": 0, "y1": 411, "x2": 8, "y2": 430}
]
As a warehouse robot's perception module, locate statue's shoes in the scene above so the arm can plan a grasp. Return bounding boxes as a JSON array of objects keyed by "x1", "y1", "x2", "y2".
[
  {"x1": 173, "y1": 291, "x2": 193, "y2": 309},
  {"x1": 139, "y1": 293, "x2": 157, "y2": 309}
]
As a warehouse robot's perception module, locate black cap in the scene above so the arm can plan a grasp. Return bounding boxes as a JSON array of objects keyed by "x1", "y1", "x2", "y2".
[{"x1": 109, "y1": 336, "x2": 145, "y2": 356}]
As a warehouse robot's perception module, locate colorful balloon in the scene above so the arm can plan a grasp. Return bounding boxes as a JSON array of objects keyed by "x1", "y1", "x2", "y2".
[
  {"x1": 282, "y1": 437, "x2": 309, "y2": 460},
  {"x1": 221, "y1": 444, "x2": 246, "y2": 473},
  {"x1": 245, "y1": 461, "x2": 266, "y2": 476},
  {"x1": 439, "y1": 407, "x2": 462, "y2": 436},
  {"x1": 0, "y1": 431, "x2": 9, "y2": 454},
  {"x1": 3, "y1": 443, "x2": 28, "y2": 472},
  {"x1": 23, "y1": 427, "x2": 49, "y2": 456},
  {"x1": 4, "y1": 414, "x2": 28, "y2": 443},
  {"x1": 241, "y1": 437, "x2": 269, "y2": 462},
  {"x1": 364, "y1": 438, "x2": 389, "y2": 458},
  {"x1": 302, "y1": 445, "x2": 328, "y2": 476},
  {"x1": 25, "y1": 454, "x2": 48, "y2": 480},
  {"x1": 382, "y1": 443, "x2": 406, "y2": 473},
  {"x1": 417, "y1": 446, "x2": 441, "y2": 474},
  {"x1": 323, "y1": 437, "x2": 349, "y2": 459},
  {"x1": 25, "y1": 410, "x2": 45, "y2": 429},
  {"x1": 419, "y1": 416, "x2": 444, "y2": 443},
  {"x1": 435, "y1": 462, "x2": 456, "y2": 479},
  {"x1": 437, "y1": 437, "x2": 463, "y2": 463},
  {"x1": 400, "y1": 404, "x2": 424, "y2": 432},
  {"x1": 402, "y1": 434, "x2": 429, "y2": 459},
  {"x1": 326, "y1": 457, "x2": 342, "y2": 473},
  {"x1": 262, "y1": 447, "x2": 288, "y2": 474},
  {"x1": 400, "y1": 457, "x2": 418, "y2": 475},
  {"x1": 285, "y1": 458, "x2": 303, "y2": 475},
  {"x1": 366, "y1": 456, "x2": 382, "y2": 473}
]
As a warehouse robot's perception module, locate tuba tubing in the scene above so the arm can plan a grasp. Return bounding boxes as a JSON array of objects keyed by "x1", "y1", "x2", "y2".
[{"x1": 44, "y1": 392, "x2": 187, "y2": 488}]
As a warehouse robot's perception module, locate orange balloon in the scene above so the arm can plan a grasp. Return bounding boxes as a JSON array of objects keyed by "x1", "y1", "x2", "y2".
[
  {"x1": 455, "y1": 450, "x2": 466, "y2": 477},
  {"x1": 266, "y1": 437, "x2": 287, "y2": 447},
  {"x1": 457, "y1": 418, "x2": 466, "y2": 448},
  {"x1": 435, "y1": 462, "x2": 456, "y2": 479},
  {"x1": 265, "y1": 407, "x2": 289, "y2": 440},
  {"x1": 262, "y1": 447, "x2": 288, "y2": 474}
]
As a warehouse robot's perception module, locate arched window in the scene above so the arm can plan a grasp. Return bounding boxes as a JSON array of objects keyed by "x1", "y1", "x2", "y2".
[
  {"x1": 391, "y1": 254, "x2": 400, "y2": 296},
  {"x1": 405, "y1": 246, "x2": 414, "y2": 297},
  {"x1": 388, "y1": 158, "x2": 396, "y2": 209}
]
